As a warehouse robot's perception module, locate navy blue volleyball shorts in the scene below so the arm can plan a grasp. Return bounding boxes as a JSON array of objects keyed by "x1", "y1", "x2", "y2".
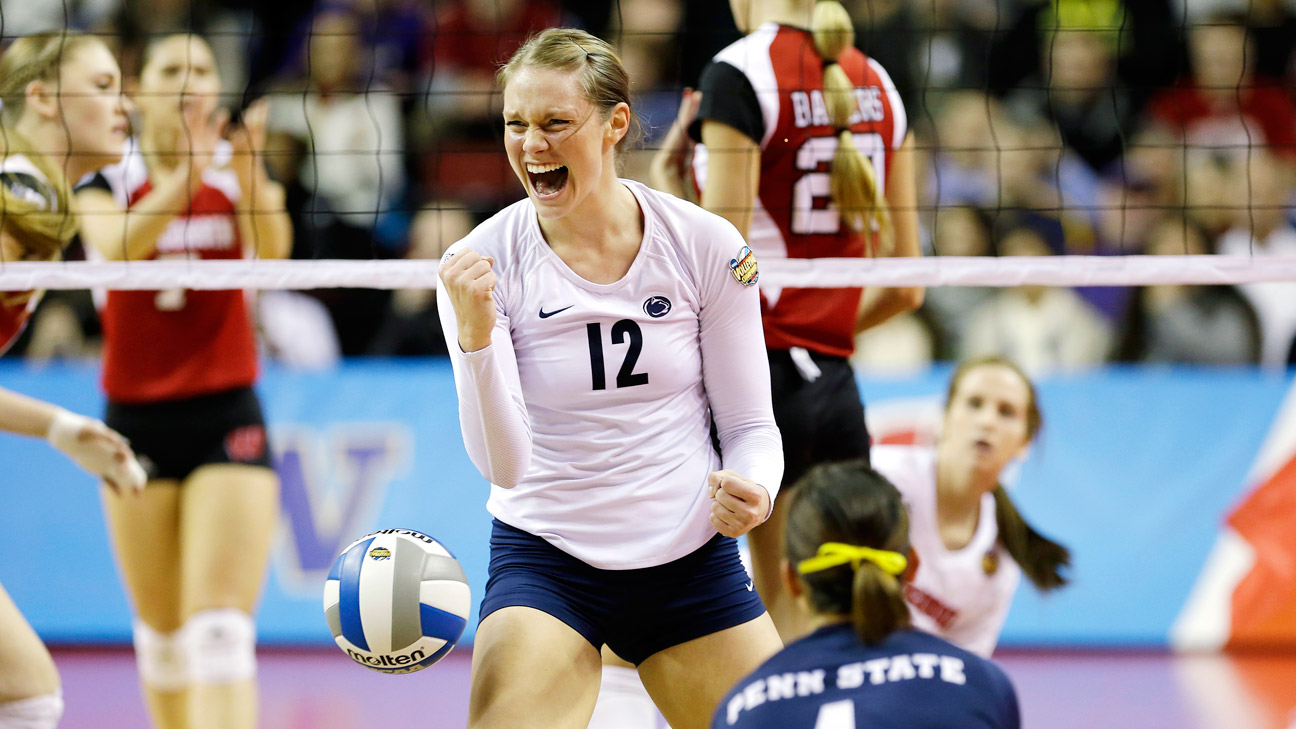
[{"x1": 479, "y1": 519, "x2": 767, "y2": 665}]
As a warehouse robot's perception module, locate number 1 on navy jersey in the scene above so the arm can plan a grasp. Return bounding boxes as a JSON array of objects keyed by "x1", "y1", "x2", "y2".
[
  {"x1": 586, "y1": 320, "x2": 649, "y2": 391},
  {"x1": 814, "y1": 699, "x2": 855, "y2": 728}
]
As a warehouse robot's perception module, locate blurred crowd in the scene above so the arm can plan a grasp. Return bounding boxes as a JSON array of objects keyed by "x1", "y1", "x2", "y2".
[{"x1": 4, "y1": 0, "x2": 1296, "y2": 373}]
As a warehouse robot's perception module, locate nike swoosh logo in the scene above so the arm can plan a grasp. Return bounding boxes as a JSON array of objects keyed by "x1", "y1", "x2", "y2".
[
  {"x1": 745, "y1": 582, "x2": 754, "y2": 592},
  {"x1": 538, "y1": 305, "x2": 574, "y2": 319}
]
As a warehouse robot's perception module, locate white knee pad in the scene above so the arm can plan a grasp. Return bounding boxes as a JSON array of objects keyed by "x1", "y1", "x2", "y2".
[
  {"x1": 179, "y1": 609, "x2": 257, "y2": 685},
  {"x1": 133, "y1": 621, "x2": 190, "y2": 692},
  {"x1": 0, "y1": 691, "x2": 63, "y2": 729}
]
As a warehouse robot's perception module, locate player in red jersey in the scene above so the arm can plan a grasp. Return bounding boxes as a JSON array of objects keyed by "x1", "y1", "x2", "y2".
[
  {"x1": 651, "y1": 0, "x2": 923, "y2": 642},
  {"x1": 0, "y1": 31, "x2": 146, "y2": 729},
  {"x1": 74, "y1": 34, "x2": 290, "y2": 729}
]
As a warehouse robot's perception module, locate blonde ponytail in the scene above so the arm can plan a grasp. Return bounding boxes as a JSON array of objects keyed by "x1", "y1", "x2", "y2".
[
  {"x1": 811, "y1": 1, "x2": 892, "y2": 255},
  {"x1": 0, "y1": 130, "x2": 76, "y2": 259}
]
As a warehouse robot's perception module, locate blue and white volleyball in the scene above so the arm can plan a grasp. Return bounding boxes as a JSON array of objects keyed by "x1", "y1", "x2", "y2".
[{"x1": 323, "y1": 528, "x2": 470, "y2": 673}]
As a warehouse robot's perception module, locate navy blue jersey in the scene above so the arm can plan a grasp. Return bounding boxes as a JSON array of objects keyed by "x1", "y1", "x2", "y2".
[{"x1": 712, "y1": 625, "x2": 1019, "y2": 729}]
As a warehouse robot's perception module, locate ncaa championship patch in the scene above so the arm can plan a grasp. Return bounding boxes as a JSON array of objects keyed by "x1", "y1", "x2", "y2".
[{"x1": 729, "y1": 245, "x2": 759, "y2": 287}]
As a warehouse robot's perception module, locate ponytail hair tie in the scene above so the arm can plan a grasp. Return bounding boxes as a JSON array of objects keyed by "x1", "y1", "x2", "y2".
[
  {"x1": 797, "y1": 542, "x2": 908, "y2": 576},
  {"x1": 823, "y1": 59, "x2": 840, "y2": 68}
]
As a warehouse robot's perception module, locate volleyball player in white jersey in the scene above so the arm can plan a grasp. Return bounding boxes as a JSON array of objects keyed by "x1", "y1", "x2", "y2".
[
  {"x1": 437, "y1": 28, "x2": 784, "y2": 729},
  {"x1": 0, "y1": 31, "x2": 145, "y2": 729},
  {"x1": 871, "y1": 357, "x2": 1070, "y2": 657}
]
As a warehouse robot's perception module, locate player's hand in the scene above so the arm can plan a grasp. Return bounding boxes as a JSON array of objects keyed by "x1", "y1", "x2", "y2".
[
  {"x1": 650, "y1": 88, "x2": 702, "y2": 192},
  {"x1": 172, "y1": 103, "x2": 229, "y2": 198},
  {"x1": 229, "y1": 98, "x2": 271, "y2": 195},
  {"x1": 46, "y1": 410, "x2": 147, "y2": 496},
  {"x1": 439, "y1": 247, "x2": 497, "y2": 352},
  {"x1": 707, "y1": 470, "x2": 771, "y2": 538}
]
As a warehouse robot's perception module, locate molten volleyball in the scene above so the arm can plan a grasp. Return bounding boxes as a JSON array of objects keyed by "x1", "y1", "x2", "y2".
[{"x1": 323, "y1": 528, "x2": 470, "y2": 673}]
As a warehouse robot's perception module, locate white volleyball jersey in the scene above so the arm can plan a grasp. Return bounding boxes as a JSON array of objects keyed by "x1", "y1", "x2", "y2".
[
  {"x1": 871, "y1": 446, "x2": 1021, "y2": 658},
  {"x1": 438, "y1": 180, "x2": 784, "y2": 570}
]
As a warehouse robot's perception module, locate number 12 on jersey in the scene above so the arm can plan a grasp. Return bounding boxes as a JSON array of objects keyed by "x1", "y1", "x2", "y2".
[{"x1": 586, "y1": 320, "x2": 648, "y2": 391}]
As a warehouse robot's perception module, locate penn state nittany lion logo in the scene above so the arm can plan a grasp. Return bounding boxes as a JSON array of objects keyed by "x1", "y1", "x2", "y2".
[{"x1": 643, "y1": 296, "x2": 671, "y2": 318}]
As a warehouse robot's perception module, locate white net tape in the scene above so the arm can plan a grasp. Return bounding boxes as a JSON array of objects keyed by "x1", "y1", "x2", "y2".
[{"x1": 1, "y1": 255, "x2": 1295, "y2": 291}]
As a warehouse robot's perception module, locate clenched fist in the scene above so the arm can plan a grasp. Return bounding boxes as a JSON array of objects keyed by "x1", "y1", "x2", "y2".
[
  {"x1": 707, "y1": 470, "x2": 772, "y2": 538},
  {"x1": 439, "y1": 248, "x2": 498, "y2": 352}
]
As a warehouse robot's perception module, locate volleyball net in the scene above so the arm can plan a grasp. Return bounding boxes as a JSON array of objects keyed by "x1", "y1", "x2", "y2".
[
  {"x1": 3, "y1": 255, "x2": 1296, "y2": 292},
  {"x1": 1, "y1": 0, "x2": 1294, "y2": 365}
]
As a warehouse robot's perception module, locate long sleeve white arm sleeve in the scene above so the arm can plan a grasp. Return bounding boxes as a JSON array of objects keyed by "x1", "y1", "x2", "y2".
[
  {"x1": 437, "y1": 285, "x2": 533, "y2": 488},
  {"x1": 697, "y1": 242, "x2": 784, "y2": 509}
]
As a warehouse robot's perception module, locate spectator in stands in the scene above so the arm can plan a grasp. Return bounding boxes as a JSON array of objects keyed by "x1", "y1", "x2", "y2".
[
  {"x1": 908, "y1": 0, "x2": 1043, "y2": 96},
  {"x1": 964, "y1": 224, "x2": 1112, "y2": 372},
  {"x1": 992, "y1": 112, "x2": 1101, "y2": 256},
  {"x1": 922, "y1": 205, "x2": 996, "y2": 360},
  {"x1": 927, "y1": 96, "x2": 1098, "y2": 248},
  {"x1": 614, "y1": 0, "x2": 684, "y2": 151},
  {"x1": 11, "y1": 292, "x2": 101, "y2": 362},
  {"x1": 368, "y1": 203, "x2": 475, "y2": 357},
  {"x1": 1095, "y1": 123, "x2": 1187, "y2": 252},
  {"x1": 1215, "y1": 147, "x2": 1296, "y2": 368},
  {"x1": 275, "y1": 0, "x2": 432, "y2": 96},
  {"x1": 1117, "y1": 216, "x2": 1261, "y2": 364},
  {"x1": 925, "y1": 91, "x2": 1002, "y2": 210},
  {"x1": 845, "y1": 0, "x2": 921, "y2": 118},
  {"x1": 265, "y1": 3, "x2": 406, "y2": 355},
  {"x1": 367, "y1": 0, "x2": 436, "y2": 95},
  {"x1": 418, "y1": 0, "x2": 562, "y2": 208},
  {"x1": 424, "y1": 0, "x2": 562, "y2": 138},
  {"x1": 1145, "y1": 11, "x2": 1296, "y2": 164},
  {"x1": 0, "y1": 0, "x2": 119, "y2": 37},
  {"x1": 1005, "y1": 0, "x2": 1136, "y2": 176}
]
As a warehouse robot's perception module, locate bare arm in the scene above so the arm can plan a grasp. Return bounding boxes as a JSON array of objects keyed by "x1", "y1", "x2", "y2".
[
  {"x1": 75, "y1": 179, "x2": 190, "y2": 261},
  {"x1": 76, "y1": 107, "x2": 226, "y2": 261},
  {"x1": 231, "y1": 100, "x2": 292, "y2": 260},
  {"x1": 648, "y1": 89, "x2": 702, "y2": 201},
  {"x1": 236, "y1": 180, "x2": 292, "y2": 260},
  {"x1": 855, "y1": 131, "x2": 924, "y2": 333},
  {"x1": 0, "y1": 386, "x2": 60, "y2": 437},
  {"x1": 699, "y1": 120, "x2": 762, "y2": 238},
  {"x1": 0, "y1": 387, "x2": 145, "y2": 494}
]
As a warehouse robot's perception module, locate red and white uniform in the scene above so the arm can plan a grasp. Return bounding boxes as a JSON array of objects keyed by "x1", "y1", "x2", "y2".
[
  {"x1": 871, "y1": 445, "x2": 1022, "y2": 658},
  {"x1": 0, "y1": 153, "x2": 59, "y2": 353},
  {"x1": 0, "y1": 290, "x2": 41, "y2": 354},
  {"x1": 82, "y1": 140, "x2": 257, "y2": 403},
  {"x1": 692, "y1": 22, "x2": 907, "y2": 357}
]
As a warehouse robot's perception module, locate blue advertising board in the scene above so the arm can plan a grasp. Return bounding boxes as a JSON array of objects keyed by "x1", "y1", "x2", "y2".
[{"x1": 0, "y1": 360, "x2": 1290, "y2": 648}]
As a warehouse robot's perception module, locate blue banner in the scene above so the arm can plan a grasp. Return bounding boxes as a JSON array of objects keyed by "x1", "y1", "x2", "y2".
[{"x1": 0, "y1": 360, "x2": 1288, "y2": 648}]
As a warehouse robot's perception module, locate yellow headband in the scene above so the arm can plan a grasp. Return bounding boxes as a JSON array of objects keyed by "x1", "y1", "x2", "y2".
[{"x1": 797, "y1": 542, "x2": 908, "y2": 577}]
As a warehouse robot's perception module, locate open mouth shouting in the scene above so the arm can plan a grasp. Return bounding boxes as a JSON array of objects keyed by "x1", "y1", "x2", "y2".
[{"x1": 527, "y1": 162, "x2": 569, "y2": 200}]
